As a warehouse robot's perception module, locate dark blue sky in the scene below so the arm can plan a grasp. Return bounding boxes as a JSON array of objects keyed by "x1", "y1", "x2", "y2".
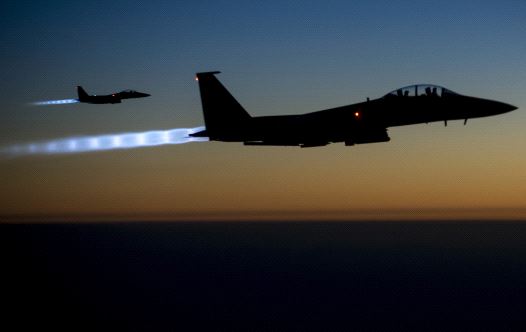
[{"x1": 2, "y1": 1, "x2": 526, "y2": 219}]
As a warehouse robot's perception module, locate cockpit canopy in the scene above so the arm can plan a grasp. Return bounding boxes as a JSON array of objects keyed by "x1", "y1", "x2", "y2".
[
  {"x1": 121, "y1": 89, "x2": 136, "y2": 93},
  {"x1": 383, "y1": 84, "x2": 459, "y2": 98}
]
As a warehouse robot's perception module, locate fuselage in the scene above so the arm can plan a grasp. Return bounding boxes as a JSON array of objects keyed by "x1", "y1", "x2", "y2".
[
  {"x1": 192, "y1": 72, "x2": 517, "y2": 147},
  {"x1": 235, "y1": 86, "x2": 517, "y2": 145},
  {"x1": 79, "y1": 94, "x2": 122, "y2": 104},
  {"x1": 77, "y1": 88, "x2": 150, "y2": 104}
]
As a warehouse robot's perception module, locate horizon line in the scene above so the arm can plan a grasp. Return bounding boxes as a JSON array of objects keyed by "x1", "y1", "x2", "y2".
[{"x1": 2, "y1": 207, "x2": 526, "y2": 223}]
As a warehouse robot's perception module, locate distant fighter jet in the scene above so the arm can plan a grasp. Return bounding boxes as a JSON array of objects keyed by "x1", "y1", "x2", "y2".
[
  {"x1": 76, "y1": 86, "x2": 150, "y2": 104},
  {"x1": 190, "y1": 71, "x2": 517, "y2": 147}
]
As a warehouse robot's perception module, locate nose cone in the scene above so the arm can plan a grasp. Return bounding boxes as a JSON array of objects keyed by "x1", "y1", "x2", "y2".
[
  {"x1": 498, "y1": 102, "x2": 517, "y2": 113},
  {"x1": 484, "y1": 99, "x2": 517, "y2": 115},
  {"x1": 462, "y1": 96, "x2": 517, "y2": 119},
  {"x1": 507, "y1": 104, "x2": 518, "y2": 112}
]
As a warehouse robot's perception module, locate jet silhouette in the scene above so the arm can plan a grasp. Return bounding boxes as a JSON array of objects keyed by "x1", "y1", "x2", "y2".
[
  {"x1": 190, "y1": 71, "x2": 517, "y2": 147},
  {"x1": 76, "y1": 86, "x2": 150, "y2": 104}
]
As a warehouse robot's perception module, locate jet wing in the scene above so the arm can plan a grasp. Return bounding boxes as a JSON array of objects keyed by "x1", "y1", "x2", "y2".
[{"x1": 344, "y1": 126, "x2": 390, "y2": 146}]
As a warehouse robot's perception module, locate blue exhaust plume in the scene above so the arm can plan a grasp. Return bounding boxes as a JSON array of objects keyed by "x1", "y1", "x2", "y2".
[
  {"x1": 32, "y1": 99, "x2": 80, "y2": 105},
  {"x1": 2, "y1": 126, "x2": 207, "y2": 157}
]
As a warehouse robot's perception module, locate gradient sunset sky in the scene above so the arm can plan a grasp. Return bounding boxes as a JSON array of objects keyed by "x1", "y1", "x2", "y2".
[{"x1": 1, "y1": 0, "x2": 526, "y2": 221}]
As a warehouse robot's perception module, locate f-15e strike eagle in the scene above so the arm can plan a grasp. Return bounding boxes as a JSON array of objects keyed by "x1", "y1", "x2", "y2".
[
  {"x1": 190, "y1": 71, "x2": 517, "y2": 147},
  {"x1": 77, "y1": 86, "x2": 150, "y2": 104}
]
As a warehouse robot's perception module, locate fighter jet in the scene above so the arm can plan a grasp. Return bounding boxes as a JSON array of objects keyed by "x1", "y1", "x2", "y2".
[
  {"x1": 190, "y1": 71, "x2": 517, "y2": 147},
  {"x1": 76, "y1": 86, "x2": 150, "y2": 104}
]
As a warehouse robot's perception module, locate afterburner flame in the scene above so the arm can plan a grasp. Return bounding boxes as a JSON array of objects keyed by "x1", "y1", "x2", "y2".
[
  {"x1": 2, "y1": 126, "x2": 208, "y2": 158},
  {"x1": 32, "y1": 99, "x2": 80, "y2": 105}
]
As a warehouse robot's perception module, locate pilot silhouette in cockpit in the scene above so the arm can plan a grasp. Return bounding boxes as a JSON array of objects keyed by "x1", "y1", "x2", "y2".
[{"x1": 425, "y1": 87, "x2": 432, "y2": 96}]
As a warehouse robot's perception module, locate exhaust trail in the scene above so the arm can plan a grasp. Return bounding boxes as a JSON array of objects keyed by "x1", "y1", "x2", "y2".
[
  {"x1": 1, "y1": 126, "x2": 208, "y2": 158},
  {"x1": 32, "y1": 99, "x2": 80, "y2": 105}
]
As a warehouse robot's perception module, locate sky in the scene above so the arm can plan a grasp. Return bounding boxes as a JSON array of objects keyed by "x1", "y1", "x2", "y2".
[{"x1": 1, "y1": 0, "x2": 526, "y2": 221}]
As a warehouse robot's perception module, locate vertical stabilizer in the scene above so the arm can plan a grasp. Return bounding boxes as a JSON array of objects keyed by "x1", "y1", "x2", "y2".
[
  {"x1": 77, "y1": 86, "x2": 89, "y2": 101},
  {"x1": 195, "y1": 71, "x2": 251, "y2": 140}
]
